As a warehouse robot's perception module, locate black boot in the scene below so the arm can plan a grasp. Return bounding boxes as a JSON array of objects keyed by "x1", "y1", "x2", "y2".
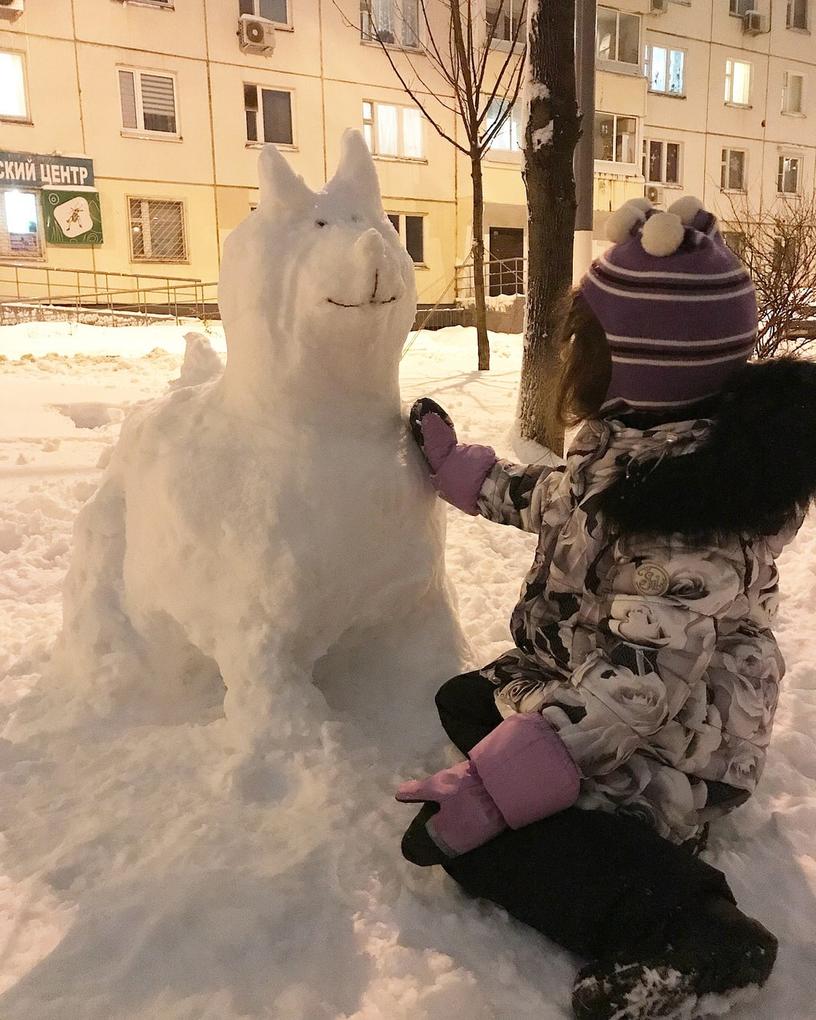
[
  {"x1": 401, "y1": 803, "x2": 447, "y2": 867},
  {"x1": 572, "y1": 896, "x2": 778, "y2": 1020}
]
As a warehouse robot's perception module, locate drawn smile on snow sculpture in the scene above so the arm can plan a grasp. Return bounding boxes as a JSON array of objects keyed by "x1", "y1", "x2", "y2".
[{"x1": 56, "y1": 130, "x2": 468, "y2": 768}]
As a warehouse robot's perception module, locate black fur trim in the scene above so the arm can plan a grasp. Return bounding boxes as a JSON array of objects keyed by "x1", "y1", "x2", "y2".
[{"x1": 600, "y1": 358, "x2": 816, "y2": 539}]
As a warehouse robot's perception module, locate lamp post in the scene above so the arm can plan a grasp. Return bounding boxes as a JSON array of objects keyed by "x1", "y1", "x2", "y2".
[{"x1": 573, "y1": 0, "x2": 596, "y2": 282}]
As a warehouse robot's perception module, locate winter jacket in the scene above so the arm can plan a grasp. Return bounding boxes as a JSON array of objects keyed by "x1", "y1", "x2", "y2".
[{"x1": 475, "y1": 359, "x2": 816, "y2": 846}]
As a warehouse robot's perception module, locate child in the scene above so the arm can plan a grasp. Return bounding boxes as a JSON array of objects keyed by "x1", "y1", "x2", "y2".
[{"x1": 398, "y1": 196, "x2": 816, "y2": 1020}]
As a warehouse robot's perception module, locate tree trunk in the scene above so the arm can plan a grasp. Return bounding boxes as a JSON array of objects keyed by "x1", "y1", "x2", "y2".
[
  {"x1": 471, "y1": 153, "x2": 490, "y2": 371},
  {"x1": 518, "y1": 0, "x2": 581, "y2": 450}
]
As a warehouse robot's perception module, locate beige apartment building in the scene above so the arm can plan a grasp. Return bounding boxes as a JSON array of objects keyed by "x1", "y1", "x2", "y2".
[{"x1": 0, "y1": 0, "x2": 814, "y2": 310}]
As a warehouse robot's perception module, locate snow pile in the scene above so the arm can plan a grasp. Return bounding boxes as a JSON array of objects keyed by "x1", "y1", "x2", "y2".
[{"x1": 167, "y1": 331, "x2": 223, "y2": 390}]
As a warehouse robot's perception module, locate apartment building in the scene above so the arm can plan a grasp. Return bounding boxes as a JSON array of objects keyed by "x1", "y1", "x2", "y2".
[{"x1": 0, "y1": 0, "x2": 814, "y2": 308}]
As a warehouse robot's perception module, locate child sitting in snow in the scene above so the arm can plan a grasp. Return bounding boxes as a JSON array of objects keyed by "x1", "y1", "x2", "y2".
[{"x1": 398, "y1": 196, "x2": 816, "y2": 1020}]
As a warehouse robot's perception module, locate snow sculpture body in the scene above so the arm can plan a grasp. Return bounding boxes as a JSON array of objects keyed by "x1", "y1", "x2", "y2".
[{"x1": 60, "y1": 131, "x2": 467, "y2": 753}]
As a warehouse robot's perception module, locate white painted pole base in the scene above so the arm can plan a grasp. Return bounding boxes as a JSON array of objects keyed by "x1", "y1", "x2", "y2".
[{"x1": 572, "y1": 230, "x2": 594, "y2": 285}]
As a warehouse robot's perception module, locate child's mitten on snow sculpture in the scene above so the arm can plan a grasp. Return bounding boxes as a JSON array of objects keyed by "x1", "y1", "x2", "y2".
[
  {"x1": 396, "y1": 713, "x2": 581, "y2": 864},
  {"x1": 409, "y1": 398, "x2": 497, "y2": 515}
]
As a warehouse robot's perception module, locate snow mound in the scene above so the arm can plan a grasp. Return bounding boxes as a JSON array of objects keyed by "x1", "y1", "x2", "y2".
[{"x1": 168, "y1": 332, "x2": 223, "y2": 390}]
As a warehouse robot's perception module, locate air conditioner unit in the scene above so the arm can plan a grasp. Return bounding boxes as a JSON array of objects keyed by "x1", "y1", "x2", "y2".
[
  {"x1": 645, "y1": 184, "x2": 664, "y2": 206},
  {"x1": 0, "y1": 0, "x2": 24, "y2": 21},
  {"x1": 238, "y1": 13, "x2": 276, "y2": 54},
  {"x1": 743, "y1": 10, "x2": 766, "y2": 33},
  {"x1": 650, "y1": 0, "x2": 669, "y2": 13}
]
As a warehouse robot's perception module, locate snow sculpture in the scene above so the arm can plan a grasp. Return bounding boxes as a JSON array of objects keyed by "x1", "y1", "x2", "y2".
[{"x1": 59, "y1": 130, "x2": 467, "y2": 753}]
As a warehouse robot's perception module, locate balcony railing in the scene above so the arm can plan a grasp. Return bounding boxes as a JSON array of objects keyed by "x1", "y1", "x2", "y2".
[{"x1": 455, "y1": 256, "x2": 526, "y2": 300}]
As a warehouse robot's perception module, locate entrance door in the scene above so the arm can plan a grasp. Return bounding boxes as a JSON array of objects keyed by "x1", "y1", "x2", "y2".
[{"x1": 488, "y1": 226, "x2": 524, "y2": 296}]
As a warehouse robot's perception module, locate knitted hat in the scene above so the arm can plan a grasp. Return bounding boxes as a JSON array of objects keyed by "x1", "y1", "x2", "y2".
[{"x1": 580, "y1": 196, "x2": 757, "y2": 417}]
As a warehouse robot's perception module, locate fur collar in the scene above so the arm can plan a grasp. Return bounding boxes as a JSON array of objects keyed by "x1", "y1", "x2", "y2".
[{"x1": 598, "y1": 358, "x2": 816, "y2": 539}]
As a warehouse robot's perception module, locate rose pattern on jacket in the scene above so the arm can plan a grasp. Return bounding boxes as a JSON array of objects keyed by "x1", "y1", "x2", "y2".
[{"x1": 476, "y1": 417, "x2": 802, "y2": 845}]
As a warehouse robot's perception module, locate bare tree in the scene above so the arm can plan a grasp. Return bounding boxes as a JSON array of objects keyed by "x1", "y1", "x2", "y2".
[
  {"x1": 723, "y1": 193, "x2": 816, "y2": 359},
  {"x1": 517, "y1": 0, "x2": 580, "y2": 448},
  {"x1": 336, "y1": 0, "x2": 527, "y2": 370}
]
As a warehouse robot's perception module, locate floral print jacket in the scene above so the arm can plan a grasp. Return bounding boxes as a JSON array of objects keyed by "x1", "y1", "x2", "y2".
[{"x1": 476, "y1": 416, "x2": 803, "y2": 846}]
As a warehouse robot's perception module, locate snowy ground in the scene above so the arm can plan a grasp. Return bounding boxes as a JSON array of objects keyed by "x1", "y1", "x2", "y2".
[{"x1": 0, "y1": 321, "x2": 814, "y2": 1019}]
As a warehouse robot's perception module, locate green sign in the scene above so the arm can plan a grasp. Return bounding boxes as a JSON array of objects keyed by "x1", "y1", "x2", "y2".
[{"x1": 41, "y1": 189, "x2": 103, "y2": 246}]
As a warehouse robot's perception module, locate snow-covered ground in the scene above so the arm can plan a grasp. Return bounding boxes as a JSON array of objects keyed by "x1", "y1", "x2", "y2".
[{"x1": 0, "y1": 321, "x2": 814, "y2": 1019}]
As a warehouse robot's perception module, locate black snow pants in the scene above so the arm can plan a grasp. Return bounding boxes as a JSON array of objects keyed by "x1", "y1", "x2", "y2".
[{"x1": 431, "y1": 670, "x2": 736, "y2": 961}]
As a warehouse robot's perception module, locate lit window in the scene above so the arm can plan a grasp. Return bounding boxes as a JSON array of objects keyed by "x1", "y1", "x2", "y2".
[
  {"x1": 0, "y1": 190, "x2": 42, "y2": 258},
  {"x1": 362, "y1": 100, "x2": 423, "y2": 159},
  {"x1": 725, "y1": 59, "x2": 752, "y2": 106},
  {"x1": 596, "y1": 8, "x2": 640, "y2": 67},
  {"x1": 360, "y1": 0, "x2": 420, "y2": 48},
  {"x1": 486, "y1": 100, "x2": 522, "y2": 151},
  {"x1": 119, "y1": 68, "x2": 178, "y2": 135},
  {"x1": 645, "y1": 45, "x2": 685, "y2": 96},
  {"x1": 239, "y1": 0, "x2": 288, "y2": 25},
  {"x1": 777, "y1": 155, "x2": 801, "y2": 195},
  {"x1": 244, "y1": 85, "x2": 293, "y2": 144},
  {"x1": 387, "y1": 212, "x2": 424, "y2": 263},
  {"x1": 128, "y1": 198, "x2": 187, "y2": 261},
  {"x1": 643, "y1": 139, "x2": 681, "y2": 184},
  {"x1": 787, "y1": 0, "x2": 809, "y2": 29},
  {"x1": 720, "y1": 148, "x2": 746, "y2": 190},
  {"x1": 594, "y1": 112, "x2": 638, "y2": 166},
  {"x1": 729, "y1": 0, "x2": 753, "y2": 13},
  {"x1": 782, "y1": 72, "x2": 804, "y2": 114},
  {"x1": 0, "y1": 51, "x2": 28, "y2": 120},
  {"x1": 485, "y1": 0, "x2": 525, "y2": 44}
]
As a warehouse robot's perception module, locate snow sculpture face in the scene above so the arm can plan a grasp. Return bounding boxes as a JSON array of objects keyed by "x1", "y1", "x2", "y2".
[{"x1": 219, "y1": 130, "x2": 417, "y2": 406}]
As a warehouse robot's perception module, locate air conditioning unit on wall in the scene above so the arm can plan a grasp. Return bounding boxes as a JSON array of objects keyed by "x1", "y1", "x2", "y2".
[
  {"x1": 0, "y1": 0, "x2": 24, "y2": 22},
  {"x1": 650, "y1": 0, "x2": 669, "y2": 14},
  {"x1": 239, "y1": 13, "x2": 276, "y2": 54},
  {"x1": 645, "y1": 184, "x2": 665, "y2": 206},
  {"x1": 743, "y1": 10, "x2": 767, "y2": 33}
]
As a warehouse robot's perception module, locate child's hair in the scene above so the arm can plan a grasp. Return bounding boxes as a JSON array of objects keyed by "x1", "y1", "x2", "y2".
[{"x1": 555, "y1": 289, "x2": 612, "y2": 427}]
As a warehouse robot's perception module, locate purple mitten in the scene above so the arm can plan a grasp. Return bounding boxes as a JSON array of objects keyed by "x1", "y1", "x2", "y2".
[{"x1": 409, "y1": 398, "x2": 497, "y2": 515}]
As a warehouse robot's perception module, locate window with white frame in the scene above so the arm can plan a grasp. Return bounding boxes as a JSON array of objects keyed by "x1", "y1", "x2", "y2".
[
  {"x1": 594, "y1": 112, "x2": 638, "y2": 166},
  {"x1": 724, "y1": 59, "x2": 751, "y2": 106},
  {"x1": 128, "y1": 198, "x2": 187, "y2": 261},
  {"x1": 244, "y1": 85, "x2": 293, "y2": 145},
  {"x1": 787, "y1": 0, "x2": 809, "y2": 29},
  {"x1": 239, "y1": 0, "x2": 288, "y2": 25},
  {"x1": 486, "y1": 0, "x2": 525, "y2": 44},
  {"x1": 119, "y1": 69, "x2": 178, "y2": 135},
  {"x1": 720, "y1": 147, "x2": 746, "y2": 190},
  {"x1": 729, "y1": 0, "x2": 753, "y2": 14},
  {"x1": 486, "y1": 99, "x2": 522, "y2": 151},
  {"x1": 0, "y1": 190, "x2": 43, "y2": 258},
  {"x1": 387, "y1": 213, "x2": 424, "y2": 263},
  {"x1": 596, "y1": 8, "x2": 640, "y2": 68},
  {"x1": 782, "y1": 72, "x2": 805, "y2": 114},
  {"x1": 0, "y1": 51, "x2": 28, "y2": 121},
  {"x1": 777, "y1": 155, "x2": 801, "y2": 194},
  {"x1": 643, "y1": 139, "x2": 681, "y2": 184},
  {"x1": 360, "y1": 0, "x2": 420, "y2": 48},
  {"x1": 362, "y1": 100, "x2": 423, "y2": 159},
  {"x1": 645, "y1": 45, "x2": 685, "y2": 96}
]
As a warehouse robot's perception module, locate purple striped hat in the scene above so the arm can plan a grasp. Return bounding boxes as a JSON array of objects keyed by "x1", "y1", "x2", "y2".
[{"x1": 580, "y1": 196, "x2": 757, "y2": 417}]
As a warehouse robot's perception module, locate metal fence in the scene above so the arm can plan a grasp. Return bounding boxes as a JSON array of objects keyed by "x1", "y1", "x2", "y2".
[{"x1": 455, "y1": 256, "x2": 526, "y2": 300}]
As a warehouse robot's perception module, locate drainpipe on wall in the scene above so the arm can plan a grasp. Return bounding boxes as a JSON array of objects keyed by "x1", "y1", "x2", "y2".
[{"x1": 573, "y1": 0, "x2": 596, "y2": 283}]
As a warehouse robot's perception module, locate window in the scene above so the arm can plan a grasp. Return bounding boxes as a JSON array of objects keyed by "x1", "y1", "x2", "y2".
[
  {"x1": 239, "y1": 0, "x2": 288, "y2": 25},
  {"x1": 387, "y1": 213, "x2": 424, "y2": 263},
  {"x1": 596, "y1": 8, "x2": 640, "y2": 68},
  {"x1": 486, "y1": 0, "x2": 525, "y2": 44},
  {"x1": 722, "y1": 231, "x2": 746, "y2": 258},
  {"x1": 782, "y1": 72, "x2": 804, "y2": 114},
  {"x1": 778, "y1": 155, "x2": 801, "y2": 194},
  {"x1": 362, "y1": 100, "x2": 423, "y2": 159},
  {"x1": 787, "y1": 0, "x2": 809, "y2": 28},
  {"x1": 0, "y1": 190, "x2": 42, "y2": 258},
  {"x1": 360, "y1": 0, "x2": 420, "y2": 48},
  {"x1": 643, "y1": 139, "x2": 681, "y2": 184},
  {"x1": 119, "y1": 69, "x2": 178, "y2": 135},
  {"x1": 724, "y1": 59, "x2": 751, "y2": 106},
  {"x1": 729, "y1": 0, "x2": 753, "y2": 14},
  {"x1": 645, "y1": 45, "x2": 685, "y2": 96},
  {"x1": 720, "y1": 147, "x2": 746, "y2": 190},
  {"x1": 594, "y1": 113, "x2": 638, "y2": 166},
  {"x1": 486, "y1": 100, "x2": 522, "y2": 151},
  {"x1": 0, "y1": 51, "x2": 28, "y2": 121},
  {"x1": 128, "y1": 198, "x2": 187, "y2": 261},
  {"x1": 244, "y1": 85, "x2": 293, "y2": 145}
]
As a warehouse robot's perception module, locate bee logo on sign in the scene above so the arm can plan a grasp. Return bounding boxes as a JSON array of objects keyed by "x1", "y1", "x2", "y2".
[{"x1": 633, "y1": 561, "x2": 671, "y2": 598}]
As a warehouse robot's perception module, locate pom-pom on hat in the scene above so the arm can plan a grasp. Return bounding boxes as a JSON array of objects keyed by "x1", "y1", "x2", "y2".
[{"x1": 580, "y1": 196, "x2": 757, "y2": 418}]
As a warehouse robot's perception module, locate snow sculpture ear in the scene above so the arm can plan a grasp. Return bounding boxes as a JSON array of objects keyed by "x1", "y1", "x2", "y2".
[
  {"x1": 258, "y1": 144, "x2": 314, "y2": 214},
  {"x1": 324, "y1": 129, "x2": 384, "y2": 219}
]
